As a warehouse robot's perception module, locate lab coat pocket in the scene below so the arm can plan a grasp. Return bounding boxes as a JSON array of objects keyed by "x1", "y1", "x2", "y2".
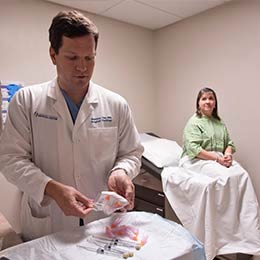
[
  {"x1": 21, "y1": 195, "x2": 51, "y2": 241},
  {"x1": 88, "y1": 127, "x2": 118, "y2": 163}
]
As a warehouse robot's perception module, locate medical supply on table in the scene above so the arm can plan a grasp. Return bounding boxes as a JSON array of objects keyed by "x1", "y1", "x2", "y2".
[
  {"x1": 90, "y1": 235, "x2": 144, "y2": 250},
  {"x1": 93, "y1": 240, "x2": 133, "y2": 256},
  {"x1": 77, "y1": 244, "x2": 130, "y2": 259},
  {"x1": 77, "y1": 233, "x2": 145, "y2": 259},
  {"x1": 0, "y1": 212, "x2": 206, "y2": 260},
  {"x1": 78, "y1": 218, "x2": 148, "y2": 260},
  {"x1": 93, "y1": 191, "x2": 129, "y2": 215},
  {"x1": 87, "y1": 236, "x2": 134, "y2": 258},
  {"x1": 105, "y1": 217, "x2": 148, "y2": 247}
]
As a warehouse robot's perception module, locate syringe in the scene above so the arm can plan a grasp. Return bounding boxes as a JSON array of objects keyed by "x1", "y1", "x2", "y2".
[
  {"x1": 77, "y1": 244, "x2": 130, "y2": 259},
  {"x1": 89, "y1": 238, "x2": 134, "y2": 258},
  {"x1": 89, "y1": 235, "x2": 142, "y2": 250}
]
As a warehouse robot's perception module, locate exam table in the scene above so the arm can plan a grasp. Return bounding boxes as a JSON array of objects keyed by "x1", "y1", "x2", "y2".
[
  {"x1": 139, "y1": 134, "x2": 260, "y2": 260},
  {"x1": 133, "y1": 133, "x2": 182, "y2": 223}
]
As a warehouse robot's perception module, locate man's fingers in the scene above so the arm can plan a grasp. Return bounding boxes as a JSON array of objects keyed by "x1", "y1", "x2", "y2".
[
  {"x1": 73, "y1": 192, "x2": 94, "y2": 217},
  {"x1": 76, "y1": 193, "x2": 94, "y2": 207},
  {"x1": 108, "y1": 169, "x2": 135, "y2": 211},
  {"x1": 125, "y1": 184, "x2": 135, "y2": 210}
]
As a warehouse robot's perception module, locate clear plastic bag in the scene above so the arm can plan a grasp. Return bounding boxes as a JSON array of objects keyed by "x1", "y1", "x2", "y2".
[{"x1": 93, "y1": 191, "x2": 129, "y2": 215}]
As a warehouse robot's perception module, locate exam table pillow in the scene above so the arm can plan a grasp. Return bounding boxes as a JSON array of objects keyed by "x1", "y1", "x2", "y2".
[{"x1": 140, "y1": 133, "x2": 182, "y2": 168}]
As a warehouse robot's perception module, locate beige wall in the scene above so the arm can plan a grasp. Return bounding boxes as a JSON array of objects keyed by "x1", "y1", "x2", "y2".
[
  {"x1": 0, "y1": 90, "x2": 2, "y2": 133},
  {"x1": 155, "y1": 0, "x2": 260, "y2": 199},
  {"x1": 0, "y1": 0, "x2": 156, "y2": 133}
]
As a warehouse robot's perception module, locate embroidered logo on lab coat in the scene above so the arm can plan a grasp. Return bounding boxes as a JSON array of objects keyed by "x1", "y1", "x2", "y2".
[
  {"x1": 34, "y1": 111, "x2": 58, "y2": 120},
  {"x1": 91, "y1": 116, "x2": 112, "y2": 123}
]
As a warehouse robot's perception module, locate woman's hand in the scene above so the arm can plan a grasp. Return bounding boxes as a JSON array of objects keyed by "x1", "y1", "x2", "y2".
[
  {"x1": 197, "y1": 150, "x2": 232, "y2": 167},
  {"x1": 223, "y1": 154, "x2": 232, "y2": 167},
  {"x1": 217, "y1": 154, "x2": 232, "y2": 168}
]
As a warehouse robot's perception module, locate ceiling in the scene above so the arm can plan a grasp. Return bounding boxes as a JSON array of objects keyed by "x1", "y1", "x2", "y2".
[{"x1": 45, "y1": 0, "x2": 231, "y2": 30}]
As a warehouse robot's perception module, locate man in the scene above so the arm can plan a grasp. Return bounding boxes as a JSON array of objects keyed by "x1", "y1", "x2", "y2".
[{"x1": 0, "y1": 10, "x2": 143, "y2": 241}]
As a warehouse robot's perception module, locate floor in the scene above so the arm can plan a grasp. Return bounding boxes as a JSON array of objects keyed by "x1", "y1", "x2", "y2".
[{"x1": 215, "y1": 254, "x2": 254, "y2": 260}]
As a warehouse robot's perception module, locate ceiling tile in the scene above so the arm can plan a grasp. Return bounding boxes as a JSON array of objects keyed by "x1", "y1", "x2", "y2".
[
  {"x1": 46, "y1": 0, "x2": 123, "y2": 14},
  {"x1": 136, "y1": 0, "x2": 228, "y2": 17},
  {"x1": 102, "y1": 0, "x2": 181, "y2": 30},
  {"x1": 43, "y1": 0, "x2": 232, "y2": 30}
]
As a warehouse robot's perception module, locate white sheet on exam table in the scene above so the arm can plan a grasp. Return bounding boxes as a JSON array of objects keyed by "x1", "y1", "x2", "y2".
[
  {"x1": 162, "y1": 159, "x2": 260, "y2": 260},
  {"x1": 0, "y1": 212, "x2": 206, "y2": 260}
]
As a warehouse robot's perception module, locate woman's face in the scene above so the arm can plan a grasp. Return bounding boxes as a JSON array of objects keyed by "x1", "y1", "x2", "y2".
[{"x1": 198, "y1": 92, "x2": 216, "y2": 117}]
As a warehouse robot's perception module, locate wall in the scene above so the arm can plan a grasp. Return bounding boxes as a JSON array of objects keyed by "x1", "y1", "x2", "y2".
[
  {"x1": 0, "y1": 0, "x2": 156, "y2": 132},
  {"x1": 0, "y1": 0, "x2": 155, "y2": 231},
  {"x1": 155, "y1": 0, "x2": 260, "y2": 200},
  {"x1": 0, "y1": 90, "x2": 2, "y2": 133}
]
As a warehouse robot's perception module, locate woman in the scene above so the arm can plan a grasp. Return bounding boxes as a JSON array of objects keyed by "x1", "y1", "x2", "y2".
[
  {"x1": 182, "y1": 87, "x2": 235, "y2": 167},
  {"x1": 162, "y1": 87, "x2": 260, "y2": 260}
]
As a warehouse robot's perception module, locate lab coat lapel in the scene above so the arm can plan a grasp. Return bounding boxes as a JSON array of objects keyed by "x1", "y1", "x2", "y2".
[
  {"x1": 74, "y1": 102, "x2": 92, "y2": 131},
  {"x1": 47, "y1": 80, "x2": 73, "y2": 130}
]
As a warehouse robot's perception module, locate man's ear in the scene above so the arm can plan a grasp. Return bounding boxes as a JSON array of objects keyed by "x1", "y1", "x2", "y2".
[{"x1": 49, "y1": 47, "x2": 57, "y2": 65}]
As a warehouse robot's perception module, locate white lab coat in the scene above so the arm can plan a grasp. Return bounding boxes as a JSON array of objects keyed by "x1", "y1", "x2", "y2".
[{"x1": 0, "y1": 79, "x2": 143, "y2": 241}]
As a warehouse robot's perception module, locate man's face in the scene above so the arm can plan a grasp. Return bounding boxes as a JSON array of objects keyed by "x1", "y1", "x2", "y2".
[{"x1": 50, "y1": 34, "x2": 96, "y2": 94}]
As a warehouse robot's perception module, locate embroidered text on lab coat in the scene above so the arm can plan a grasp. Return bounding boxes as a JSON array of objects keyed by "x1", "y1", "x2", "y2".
[
  {"x1": 34, "y1": 111, "x2": 58, "y2": 120},
  {"x1": 91, "y1": 116, "x2": 112, "y2": 123}
]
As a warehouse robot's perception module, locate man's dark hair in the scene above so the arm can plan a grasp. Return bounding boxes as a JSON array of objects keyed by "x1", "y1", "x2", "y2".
[{"x1": 49, "y1": 10, "x2": 99, "y2": 54}]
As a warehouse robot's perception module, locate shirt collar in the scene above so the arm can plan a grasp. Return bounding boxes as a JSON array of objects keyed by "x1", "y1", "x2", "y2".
[
  {"x1": 47, "y1": 78, "x2": 98, "y2": 105},
  {"x1": 85, "y1": 81, "x2": 98, "y2": 104}
]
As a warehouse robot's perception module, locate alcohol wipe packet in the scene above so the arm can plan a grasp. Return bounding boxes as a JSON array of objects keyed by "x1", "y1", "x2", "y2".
[{"x1": 93, "y1": 191, "x2": 129, "y2": 215}]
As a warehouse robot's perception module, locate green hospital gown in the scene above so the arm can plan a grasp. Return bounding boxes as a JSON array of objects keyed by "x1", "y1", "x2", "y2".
[{"x1": 182, "y1": 114, "x2": 236, "y2": 159}]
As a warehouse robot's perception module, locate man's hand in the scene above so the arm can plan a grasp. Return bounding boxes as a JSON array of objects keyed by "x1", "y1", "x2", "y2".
[
  {"x1": 45, "y1": 180, "x2": 93, "y2": 217},
  {"x1": 108, "y1": 169, "x2": 135, "y2": 210}
]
